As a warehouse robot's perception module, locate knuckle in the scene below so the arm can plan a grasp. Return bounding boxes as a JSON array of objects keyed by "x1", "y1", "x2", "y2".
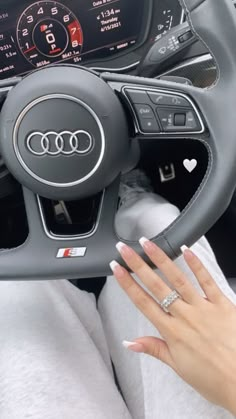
[
  {"x1": 151, "y1": 280, "x2": 165, "y2": 295},
  {"x1": 192, "y1": 257, "x2": 203, "y2": 272},
  {"x1": 200, "y1": 272, "x2": 214, "y2": 287},
  {"x1": 174, "y1": 274, "x2": 186, "y2": 289},
  {"x1": 136, "y1": 291, "x2": 150, "y2": 310},
  {"x1": 124, "y1": 280, "x2": 136, "y2": 294},
  {"x1": 155, "y1": 252, "x2": 167, "y2": 266},
  {"x1": 133, "y1": 257, "x2": 146, "y2": 273}
]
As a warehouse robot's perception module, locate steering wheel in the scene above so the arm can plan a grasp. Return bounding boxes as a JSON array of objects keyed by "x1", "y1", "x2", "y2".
[{"x1": 0, "y1": 0, "x2": 235, "y2": 280}]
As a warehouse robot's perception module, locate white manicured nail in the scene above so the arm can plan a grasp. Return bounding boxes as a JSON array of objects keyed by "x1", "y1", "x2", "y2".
[
  {"x1": 139, "y1": 237, "x2": 149, "y2": 247},
  {"x1": 122, "y1": 340, "x2": 144, "y2": 353},
  {"x1": 109, "y1": 260, "x2": 119, "y2": 272},
  {"x1": 181, "y1": 245, "x2": 189, "y2": 254},
  {"x1": 122, "y1": 340, "x2": 138, "y2": 348},
  {"x1": 116, "y1": 242, "x2": 126, "y2": 252}
]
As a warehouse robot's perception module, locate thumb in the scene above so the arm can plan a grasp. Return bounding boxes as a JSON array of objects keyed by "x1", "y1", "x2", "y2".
[{"x1": 123, "y1": 337, "x2": 175, "y2": 369}]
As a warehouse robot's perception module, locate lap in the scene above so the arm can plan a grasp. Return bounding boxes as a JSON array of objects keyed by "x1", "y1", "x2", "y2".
[{"x1": 0, "y1": 280, "x2": 131, "y2": 419}]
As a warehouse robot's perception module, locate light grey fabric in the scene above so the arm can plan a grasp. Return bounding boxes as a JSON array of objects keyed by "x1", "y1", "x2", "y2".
[{"x1": 0, "y1": 280, "x2": 131, "y2": 419}]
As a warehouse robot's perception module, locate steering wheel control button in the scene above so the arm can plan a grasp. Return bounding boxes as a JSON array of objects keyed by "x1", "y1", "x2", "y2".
[
  {"x1": 133, "y1": 105, "x2": 160, "y2": 133},
  {"x1": 0, "y1": 66, "x2": 130, "y2": 200},
  {"x1": 185, "y1": 111, "x2": 199, "y2": 130},
  {"x1": 131, "y1": 103, "x2": 160, "y2": 133},
  {"x1": 157, "y1": 108, "x2": 201, "y2": 132},
  {"x1": 126, "y1": 89, "x2": 150, "y2": 104},
  {"x1": 148, "y1": 92, "x2": 189, "y2": 107},
  {"x1": 174, "y1": 113, "x2": 186, "y2": 126},
  {"x1": 157, "y1": 109, "x2": 174, "y2": 130},
  {"x1": 134, "y1": 104, "x2": 154, "y2": 119},
  {"x1": 139, "y1": 118, "x2": 160, "y2": 133}
]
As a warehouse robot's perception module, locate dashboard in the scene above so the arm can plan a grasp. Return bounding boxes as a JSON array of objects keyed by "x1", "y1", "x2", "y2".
[{"x1": 0, "y1": 0, "x2": 183, "y2": 79}]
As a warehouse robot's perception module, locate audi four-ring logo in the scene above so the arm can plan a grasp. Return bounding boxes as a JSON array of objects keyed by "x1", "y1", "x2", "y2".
[{"x1": 26, "y1": 130, "x2": 93, "y2": 156}]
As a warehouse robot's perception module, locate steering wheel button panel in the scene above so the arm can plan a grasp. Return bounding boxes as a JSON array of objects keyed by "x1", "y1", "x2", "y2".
[{"x1": 123, "y1": 87, "x2": 204, "y2": 135}]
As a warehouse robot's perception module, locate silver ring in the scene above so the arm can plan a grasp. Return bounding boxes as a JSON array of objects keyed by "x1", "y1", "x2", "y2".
[{"x1": 160, "y1": 290, "x2": 181, "y2": 313}]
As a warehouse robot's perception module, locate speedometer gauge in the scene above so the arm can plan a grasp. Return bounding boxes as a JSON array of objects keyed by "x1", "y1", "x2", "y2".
[{"x1": 17, "y1": 1, "x2": 83, "y2": 68}]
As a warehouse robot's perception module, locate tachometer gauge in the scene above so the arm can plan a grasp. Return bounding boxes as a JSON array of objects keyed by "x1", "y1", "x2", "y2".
[{"x1": 17, "y1": 1, "x2": 83, "y2": 68}]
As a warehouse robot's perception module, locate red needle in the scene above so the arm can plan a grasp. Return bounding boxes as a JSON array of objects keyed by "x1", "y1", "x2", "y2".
[
  {"x1": 49, "y1": 48, "x2": 62, "y2": 54},
  {"x1": 24, "y1": 45, "x2": 36, "y2": 54}
]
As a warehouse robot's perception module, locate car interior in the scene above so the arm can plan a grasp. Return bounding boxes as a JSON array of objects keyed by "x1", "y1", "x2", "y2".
[{"x1": 0, "y1": 0, "x2": 236, "y2": 297}]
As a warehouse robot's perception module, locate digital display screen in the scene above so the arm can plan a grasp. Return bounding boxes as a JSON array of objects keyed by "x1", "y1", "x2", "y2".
[{"x1": 0, "y1": 0, "x2": 145, "y2": 79}]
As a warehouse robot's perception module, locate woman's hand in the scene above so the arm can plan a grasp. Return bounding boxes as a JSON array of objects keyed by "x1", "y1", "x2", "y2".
[{"x1": 110, "y1": 239, "x2": 236, "y2": 415}]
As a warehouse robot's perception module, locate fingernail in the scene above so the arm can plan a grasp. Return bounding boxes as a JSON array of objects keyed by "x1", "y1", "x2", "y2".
[
  {"x1": 109, "y1": 260, "x2": 120, "y2": 273},
  {"x1": 181, "y1": 246, "x2": 195, "y2": 260},
  {"x1": 116, "y1": 241, "x2": 126, "y2": 253},
  {"x1": 122, "y1": 340, "x2": 144, "y2": 353},
  {"x1": 116, "y1": 242, "x2": 133, "y2": 257},
  {"x1": 184, "y1": 249, "x2": 195, "y2": 260},
  {"x1": 181, "y1": 245, "x2": 189, "y2": 254},
  {"x1": 139, "y1": 237, "x2": 156, "y2": 253},
  {"x1": 109, "y1": 261, "x2": 126, "y2": 278},
  {"x1": 139, "y1": 237, "x2": 149, "y2": 247}
]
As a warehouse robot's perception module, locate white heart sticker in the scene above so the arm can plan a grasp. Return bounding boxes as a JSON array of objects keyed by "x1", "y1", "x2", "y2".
[{"x1": 183, "y1": 159, "x2": 197, "y2": 173}]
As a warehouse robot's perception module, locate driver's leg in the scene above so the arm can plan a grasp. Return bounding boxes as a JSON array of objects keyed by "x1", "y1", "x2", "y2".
[
  {"x1": 0, "y1": 280, "x2": 131, "y2": 419},
  {"x1": 98, "y1": 172, "x2": 236, "y2": 419}
]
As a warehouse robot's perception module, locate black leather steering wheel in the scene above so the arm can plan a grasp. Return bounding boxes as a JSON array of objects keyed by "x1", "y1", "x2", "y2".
[{"x1": 0, "y1": 0, "x2": 235, "y2": 280}]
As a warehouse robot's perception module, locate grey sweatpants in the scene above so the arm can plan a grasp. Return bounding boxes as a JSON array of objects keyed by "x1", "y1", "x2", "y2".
[{"x1": 0, "y1": 192, "x2": 235, "y2": 419}]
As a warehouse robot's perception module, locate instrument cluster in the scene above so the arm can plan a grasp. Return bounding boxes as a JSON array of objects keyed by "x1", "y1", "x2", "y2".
[{"x1": 0, "y1": 0, "x2": 183, "y2": 79}]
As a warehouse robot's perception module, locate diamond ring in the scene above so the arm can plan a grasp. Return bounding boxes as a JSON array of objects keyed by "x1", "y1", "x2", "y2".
[{"x1": 160, "y1": 290, "x2": 181, "y2": 313}]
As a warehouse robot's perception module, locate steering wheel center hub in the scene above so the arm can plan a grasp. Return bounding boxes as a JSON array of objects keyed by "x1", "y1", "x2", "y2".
[
  {"x1": 14, "y1": 94, "x2": 105, "y2": 187},
  {"x1": 0, "y1": 66, "x2": 129, "y2": 200}
]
